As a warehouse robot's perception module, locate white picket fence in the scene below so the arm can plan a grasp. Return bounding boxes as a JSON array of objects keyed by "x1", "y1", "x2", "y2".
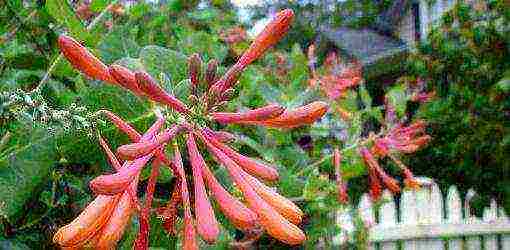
[{"x1": 334, "y1": 178, "x2": 510, "y2": 249}]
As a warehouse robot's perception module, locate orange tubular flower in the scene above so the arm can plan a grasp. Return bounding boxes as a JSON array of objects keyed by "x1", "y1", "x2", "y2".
[
  {"x1": 56, "y1": 9, "x2": 322, "y2": 248},
  {"x1": 371, "y1": 120, "x2": 431, "y2": 157},
  {"x1": 53, "y1": 195, "x2": 120, "y2": 247},
  {"x1": 173, "y1": 145, "x2": 198, "y2": 250},
  {"x1": 200, "y1": 159, "x2": 260, "y2": 232},
  {"x1": 200, "y1": 132, "x2": 306, "y2": 245},
  {"x1": 93, "y1": 187, "x2": 136, "y2": 249},
  {"x1": 360, "y1": 147, "x2": 400, "y2": 194},
  {"x1": 203, "y1": 129, "x2": 279, "y2": 181},
  {"x1": 210, "y1": 9, "x2": 294, "y2": 96},
  {"x1": 57, "y1": 35, "x2": 114, "y2": 83},
  {"x1": 211, "y1": 103, "x2": 285, "y2": 124},
  {"x1": 135, "y1": 71, "x2": 190, "y2": 114},
  {"x1": 108, "y1": 64, "x2": 145, "y2": 97},
  {"x1": 333, "y1": 148, "x2": 349, "y2": 204},
  {"x1": 186, "y1": 134, "x2": 220, "y2": 243},
  {"x1": 246, "y1": 101, "x2": 328, "y2": 128}
]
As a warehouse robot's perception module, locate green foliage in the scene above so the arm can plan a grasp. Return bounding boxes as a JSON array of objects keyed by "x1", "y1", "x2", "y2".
[{"x1": 405, "y1": 1, "x2": 510, "y2": 213}]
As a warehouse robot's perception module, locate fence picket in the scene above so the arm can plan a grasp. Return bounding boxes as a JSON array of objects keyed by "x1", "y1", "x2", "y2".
[
  {"x1": 401, "y1": 189, "x2": 418, "y2": 250},
  {"x1": 335, "y1": 180, "x2": 510, "y2": 249},
  {"x1": 378, "y1": 190, "x2": 397, "y2": 250},
  {"x1": 446, "y1": 186, "x2": 462, "y2": 250},
  {"x1": 358, "y1": 194, "x2": 376, "y2": 250},
  {"x1": 465, "y1": 189, "x2": 482, "y2": 250},
  {"x1": 423, "y1": 183, "x2": 445, "y2": 250},
  {"x1": 483, "y1": 200, "x2": 498, "y2": 250},
  {"x1": 499, "y1": 209, "x2": 510, "y2": 250},
  {"x1": 334, "y1": 206, "x2": 354, "y2": 245}
]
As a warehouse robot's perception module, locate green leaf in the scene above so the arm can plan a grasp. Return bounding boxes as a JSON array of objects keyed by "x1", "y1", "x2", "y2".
[
  {"x1": 45, "y1": 0, "x2": 92, "y2": 43},
  {"x1": 0, "y1": 127, "x2": 57, "y2": 223},
  {"x1": 90, "y1": 0, "x2": 109, "y2": 12},
  {"x1": 386, "y1": 84, "x2": 408, "y2": 118}
]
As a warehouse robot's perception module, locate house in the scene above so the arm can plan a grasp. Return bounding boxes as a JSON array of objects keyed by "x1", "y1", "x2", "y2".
[{"x1": 313, "y1": 0, "x2": 479, "y2": 104}]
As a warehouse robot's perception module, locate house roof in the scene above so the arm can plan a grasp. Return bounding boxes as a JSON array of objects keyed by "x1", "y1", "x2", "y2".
[{"x1": 319, "y1": 26, "x2": 409, "y2": 67}]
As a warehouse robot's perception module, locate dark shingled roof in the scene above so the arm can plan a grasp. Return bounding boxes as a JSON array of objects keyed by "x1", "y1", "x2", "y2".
[{"x1": 320, "y1": 26, "x2": 409, "y2": 67}]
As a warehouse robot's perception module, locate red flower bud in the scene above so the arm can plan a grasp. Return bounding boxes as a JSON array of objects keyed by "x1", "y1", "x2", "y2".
[
  {"x1": 100, "y1": 110, "x2": 141, "y2": 142},
  {"x1": 135, "y1": 71, "x2": 190, "y2": 114},
  {"x1": 368, "y1": 167, "x2": 382, "y2": 201},
  {"x1": 116, "y1": 125, "x2": 181, "y2": 161},
  {"x1": 360, "y1": 147, "x2": 400, "y2": 194},
  {"x1": 186, "y1": 134, "x2": 220, "y2": 243},
  {"x1": 238, "y1": 9, "x2": 294, "y2": 68},
  {"x1": 58, "y1": 35, "x2": 114, "y2": 83},
  {"x1": 333, "y1": 148, "x2": 349, "y2": 204},
  {"x1": 90, "y1": 154, "x2": 152, "y2": 195},
  {"x1": 173, "y1": 145, "x2": 198, "y2": 250},
  {"x1": 212, "y1": 104, "x2": 285, "y2": 124},
  {"x1": 249, "y1": 101, "x2": 328, "y2": 128},
  {"x1": 203, "y1": 129, "x2": 279, "y2": 181},
  {"x1": 98, "y1": 136, "x2": 123, "y2": 171},
  {"x1": 108, "y1": 64, "x2": 145, "y2": 96},
  {"x1": 210, "y1": 9, "x2": 294, "y2": 95},
  {"x1": 205, "y1": 59, "x2": 218, "y2": 87},
  {"x1": 204, "y1": 128, "x2": 235, "y2": 143},
  {"x1": 188, "y1": 53, "x2": 202, "y2": 92}
]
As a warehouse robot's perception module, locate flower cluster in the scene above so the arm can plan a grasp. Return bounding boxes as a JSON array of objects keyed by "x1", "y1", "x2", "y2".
[
  {"x1": 332, "y1": 120, "x2": 431, "y2": 204},
  {"x1": 53, "y1": 9, "x2": 329, "y2": 249},
  {"x1": 307, "y1": 45, "x2": 362, "y2": 100}
]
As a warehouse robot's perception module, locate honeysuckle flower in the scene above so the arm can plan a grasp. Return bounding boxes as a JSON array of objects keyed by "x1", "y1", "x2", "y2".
[
  {"x1": 371, "y1": 120, "x2": 431, "y2": 157},
  {"x1": 306, "y1": 48, "x2": 362, "y2": 100},
  {"x1": 55, "y1": 9, "x2": 325, "y2": 249}
]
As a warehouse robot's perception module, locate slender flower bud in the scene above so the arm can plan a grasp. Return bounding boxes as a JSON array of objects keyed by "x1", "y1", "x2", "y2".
[
  {"x1": 53, "y1": 195, "x2": 120, "y2": 247},
  {"x1": 389, "y1": 155, "x2": 420, "y2": 190},
  {"x1": 98, "y1": 136, "x2": 123, "y2": 171},
  {"x1": 100, "y1": 110, "x2": 141, "y2": 142},
  {"x1": 188, "y1": 53, "x2": 202, "y2": 92},
  {"x1": 210, "y1": 9, "x2": 294, "y2": 95},
  {"x1": 135, "y1": 71, "x2": 190, "y2": 114},
  {"x1": 368, "y1": 166, "x2": 382, "y2": 201},
  {"x1": 238, "y1": 9, "x2": 294, "y2": 68},
  {"x1": 333, "y1": 148, "x2": 349, "y2": 204},
  {"x1": 173, "y1": 144, "x2": 198, "y2": 250},
  {"x1": 360, "y1": 147, "x2": 400, "y2": 194},
  {"x1": 116, "y1": 125, "x2": 181, "y2": 161},
  {"x1": 205, "y1": 59, "x2": 218, "y2": 87},
  {"x1": 211, "y1": 104, "x2": 285, "y2": 124},
  {"x1": 249, "y1": 101, "x2": 328, "y2": 128},
  {"x1": 201, "y1": 136, "x2": 306, "y2": 245},
  {"x1": 108, "y1": 65, "x2": 145, "y2": 96},
  {"x1": 100, "y1": 111, "x2": 178, "y2": 175},
  {"x1": 187, "y1": 134, "x2": 220, "y2": 243},
  {"x1": 89, "y1": 154, "x2": 152, "y2": 195},
  {"x1": 58, "y1": 35, "x2": 114, "y2": 83},
  {"x1": 203, "y1": 129, "x2": 279, "y2": 181},
  {"x1": 204, "y1": 128, "x2": 235, "y2": 143},
  {"x1": 241, "y1": 171, "x2": 303, "y2": 225}
]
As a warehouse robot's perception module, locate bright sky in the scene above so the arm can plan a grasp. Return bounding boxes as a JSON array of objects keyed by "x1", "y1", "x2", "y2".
[{"x1": 230, "y1": 0, "x2": 264, "y2": 7}]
